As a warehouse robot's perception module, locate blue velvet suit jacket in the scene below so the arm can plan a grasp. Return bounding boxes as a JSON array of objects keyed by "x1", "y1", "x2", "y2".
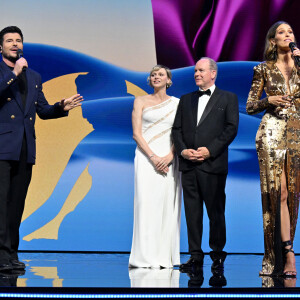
[{"x1": 0, "y1": 60, "x2": 67, "y2": 164}]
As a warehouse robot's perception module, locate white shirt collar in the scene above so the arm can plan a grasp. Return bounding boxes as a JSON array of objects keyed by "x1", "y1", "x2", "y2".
[{"x1": 199, "y1": 84, "x2": 216, "y2": 95}]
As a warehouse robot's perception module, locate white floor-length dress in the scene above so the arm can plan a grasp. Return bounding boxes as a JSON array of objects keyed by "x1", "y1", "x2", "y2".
[
  {"x1": 129, "y1": 97, "x2": 181, "y2": 268},
  {"x1": 129, "y1": 268, "x2": 180, "y2": 287}
]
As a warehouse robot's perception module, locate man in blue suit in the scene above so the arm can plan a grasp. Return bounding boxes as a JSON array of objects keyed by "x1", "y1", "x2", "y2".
[{"x1": 0, "y1": 26, "x2": 83, "y2": 271}]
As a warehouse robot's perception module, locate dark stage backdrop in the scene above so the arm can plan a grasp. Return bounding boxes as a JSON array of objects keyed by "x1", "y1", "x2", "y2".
[
  {"x1": 0, "y1": 0, "x2": 299, "y2": 253},
  {"x1": 152, "y1": 0, "x2": 300, "y2": 67}
]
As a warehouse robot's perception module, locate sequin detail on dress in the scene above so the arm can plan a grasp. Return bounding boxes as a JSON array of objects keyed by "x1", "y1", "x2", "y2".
[{"x1": 246, "y1": 62, "x2": 300, "y2": 276}]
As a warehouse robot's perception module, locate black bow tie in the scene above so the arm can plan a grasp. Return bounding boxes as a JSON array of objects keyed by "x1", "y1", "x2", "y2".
[{"x1": 197, "y1": 89, "x2": 211, "y2": 97}]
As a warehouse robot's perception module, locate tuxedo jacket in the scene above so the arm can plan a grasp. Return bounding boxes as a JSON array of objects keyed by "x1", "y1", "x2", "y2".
[
  {"x1": 172, "y1": 87, "x2": 239, "y2": 174},
  {"x1": 0, "y1": 61, "x2": 68, "y2": 164}
]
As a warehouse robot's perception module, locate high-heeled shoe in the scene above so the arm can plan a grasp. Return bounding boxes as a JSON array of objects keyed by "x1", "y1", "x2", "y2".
[{"x1": 282, "y1": 240, "x2": 297, "y2": 278}]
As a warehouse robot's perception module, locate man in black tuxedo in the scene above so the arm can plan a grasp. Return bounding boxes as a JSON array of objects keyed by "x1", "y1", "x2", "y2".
[{"x1": 172, "y1": 57, "x2": 239, "y2": 271}]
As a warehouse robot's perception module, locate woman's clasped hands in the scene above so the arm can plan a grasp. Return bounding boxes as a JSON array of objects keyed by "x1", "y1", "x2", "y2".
[{"x1": 150, "y1": 153, "x2": 174, "y2": 174}]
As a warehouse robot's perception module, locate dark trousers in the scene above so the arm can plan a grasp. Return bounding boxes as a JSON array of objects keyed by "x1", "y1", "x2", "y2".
[
  {"x1": 0, "y1": 138, "x2": 32, "y2": 262},
  {"x1": 181, "y1": 167, "x2": 227, "y2": 260}
]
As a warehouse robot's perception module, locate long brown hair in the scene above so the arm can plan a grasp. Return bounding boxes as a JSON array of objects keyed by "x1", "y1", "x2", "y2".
[{"x1": 263, "y1": 21, "x2": 296, "y2": 62}]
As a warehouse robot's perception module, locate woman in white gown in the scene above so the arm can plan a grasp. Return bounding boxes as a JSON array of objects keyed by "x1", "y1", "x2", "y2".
[{"x1": 129, "y1": 65, "x2": 181, "y2": 268}]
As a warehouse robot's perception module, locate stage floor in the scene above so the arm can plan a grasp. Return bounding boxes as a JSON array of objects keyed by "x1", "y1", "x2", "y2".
[{"x1": 0, "y1": 253, "x2": 298, "y2": 289}]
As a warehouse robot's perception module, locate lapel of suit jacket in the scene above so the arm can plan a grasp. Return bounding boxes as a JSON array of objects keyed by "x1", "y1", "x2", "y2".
[
  {"x1": 197, "y1": 86, "x2": 221, "y2": 127},
  {"x1": 0, "y1": 61, "x2": 24, "y2": 112},
  {"x1": 24, "y1": 70, "x2": 35, "y2": 115},
  {"x1": 191, "y1": 91, "x2": 199, "y2": 127}
]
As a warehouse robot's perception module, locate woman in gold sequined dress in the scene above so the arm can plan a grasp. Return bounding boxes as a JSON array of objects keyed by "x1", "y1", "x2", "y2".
[{"x1": 246, "y1": 21, "x2": 300, "y2": 277}]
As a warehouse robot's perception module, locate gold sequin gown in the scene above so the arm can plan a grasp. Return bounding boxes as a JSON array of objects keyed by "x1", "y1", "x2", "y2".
[{"x1": 246, "y1": 62, "x2": 300, "y2": 276}]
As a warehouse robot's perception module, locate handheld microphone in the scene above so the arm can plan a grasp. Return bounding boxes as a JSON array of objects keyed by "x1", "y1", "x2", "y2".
[
  {"x1": 17, "y1": 48, "x2": 23, "y2": 59},
  {"x1": 289, "y1": 42, "x2": 300, "y2": 67},
  {"x1": 17, "y1": 49, "x2": 27, "y2": 71}
]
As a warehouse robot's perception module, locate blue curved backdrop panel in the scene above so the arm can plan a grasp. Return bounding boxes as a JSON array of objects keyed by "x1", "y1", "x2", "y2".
[
  {"x1": 4, "y1": 0, "x2": 297, "y2": 253},
  {"x1": 17, "y1": 44, "x2": 295, "y2": 253}
]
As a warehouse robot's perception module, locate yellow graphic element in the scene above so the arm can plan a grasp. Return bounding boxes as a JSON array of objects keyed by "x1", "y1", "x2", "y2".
[
  {"x1": 125, "y1": 80, "x2": 148, "y2": 97},
  {"x1": 22, "y1": 72, "x2": 94, "y2": 222},
  {"x1": 21, "y1": 77, "x2": 145, "y2": 242},
  {"x1": 17, "y1": 278, "x2": 27, "y2": 287},
  {"x1": 30, "y1": 267, "x2": 63, "y2": 287},
  {"x1": 23, "y1": 164, "x2": 91, "y2": 241}
]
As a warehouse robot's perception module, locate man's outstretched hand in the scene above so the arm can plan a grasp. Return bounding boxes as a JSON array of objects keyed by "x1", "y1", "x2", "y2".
[{"x1": 60, "y1": 94, "x2": 83, "y2": 111}]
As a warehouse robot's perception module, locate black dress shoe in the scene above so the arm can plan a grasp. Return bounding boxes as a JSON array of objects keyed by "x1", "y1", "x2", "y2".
[
  {"x1": 187, "y1": 267, "x2": 204, "y2": 288},
  {"x1": 211, "y1": 258, "x2": 224, "y2": 270},
  {"x1": 180, "y1": 257, "x2": 203, "y2": 270},
  {"x1": 179, "y1": 257, "x2": 194, "y2": 269},
  {"x1": 0, "y1": 262, "x2": 13, "y2": 272},
  {"x1": 10, "y1": 269, "x2": 26, "y2": 276},
  {"x1": 10, "y1": 259, "x2": 25, "y2": 270},
  {"x1": 210, "y1": 251, "x2": 226, "y2": 270},
  {"x1": 209, "y1": 269, "x2": 227, "y2": 287},
  {"x1": 0, "y1": 269, "x2": 25, "y2": 278}
]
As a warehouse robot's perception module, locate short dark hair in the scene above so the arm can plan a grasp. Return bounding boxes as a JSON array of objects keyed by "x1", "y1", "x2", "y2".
[{"x1": 0, "y1": 26, "x2": 23, "y2": 46}]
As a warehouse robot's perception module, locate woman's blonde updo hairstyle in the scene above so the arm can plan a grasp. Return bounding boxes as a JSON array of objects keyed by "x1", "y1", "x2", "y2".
[{"x1": 147, "y1": 65, "x2": 173, "y2": 89}]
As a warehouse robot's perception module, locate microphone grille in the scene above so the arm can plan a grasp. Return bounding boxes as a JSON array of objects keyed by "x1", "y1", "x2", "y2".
[
  {"x1": 289, "y1": 42, "x2": 297, "y2": 50},
  {"x1": 17, "y1": 49, "x2": 23, "y2": 59}
]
